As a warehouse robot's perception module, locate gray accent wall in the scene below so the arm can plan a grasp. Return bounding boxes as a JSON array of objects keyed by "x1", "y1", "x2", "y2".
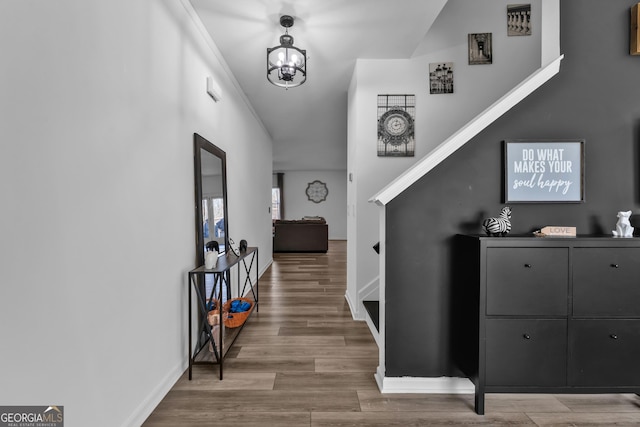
[{"x1": 385, "y1": 0, "x2": 640, "y2": 377}]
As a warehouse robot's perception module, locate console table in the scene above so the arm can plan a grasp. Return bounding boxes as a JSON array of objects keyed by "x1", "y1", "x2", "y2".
[
  {"x1": 188, "y1": 247, "x2": 258, "y2": 380},
  {"x1": 455, "y1": 235, "x2": 640, "y2": 415}
]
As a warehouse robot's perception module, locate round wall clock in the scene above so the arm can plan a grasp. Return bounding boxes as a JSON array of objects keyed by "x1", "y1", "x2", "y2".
[
  {"x1": 306, "y1": 180, "x2": 328, "y2": 203},
  {"x1": 378, "y1": 109, "x2": 414, "y2": 146}
]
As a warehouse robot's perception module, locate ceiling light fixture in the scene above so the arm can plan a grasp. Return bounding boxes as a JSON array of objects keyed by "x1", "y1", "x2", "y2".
[{"x1": 267, "y1": 15, "x2": 307, "y2": 89}]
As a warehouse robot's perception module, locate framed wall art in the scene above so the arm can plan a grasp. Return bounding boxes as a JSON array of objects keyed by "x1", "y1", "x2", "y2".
[
  {"x1": 631, "y1": 2, "x2": 640, "y2": 55},
  {"x1": 504, "y1": 139, "x2": 585, "y2": 203},
  {"x1": 429, "y1": 62, "x2": 454, "y2": 94},
  {"x1": 507, "y1": 4, "x2": 532, "y2": 36},
  {"x1": 377, "y1": 94, "x2": 416, "y2": 157},
  {"x1": 468, "y1": 33, "x2": 492, "y2": 65},
  {"x1": 306, "y1": 180, "x2": 328, "y2": 203}
]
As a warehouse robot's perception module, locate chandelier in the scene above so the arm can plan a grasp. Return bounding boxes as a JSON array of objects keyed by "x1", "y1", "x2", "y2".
[{"x1": 266, "y1": 15, "x2": 307, "y2": 89}]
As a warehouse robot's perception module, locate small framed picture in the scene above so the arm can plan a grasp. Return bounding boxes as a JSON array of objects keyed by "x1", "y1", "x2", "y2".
[
  {"x1": 429, "y1": 63, "x2": 454, "y2": 94},
  {"x1": 507, "y1": 4, "x2": 532, "y2": 36},
  {"x1": 468, "y1": 33, "x2": 492, "y2": 65},
  {"x1": 504, "y1": 139, "x2": 585, "y2": 203}
]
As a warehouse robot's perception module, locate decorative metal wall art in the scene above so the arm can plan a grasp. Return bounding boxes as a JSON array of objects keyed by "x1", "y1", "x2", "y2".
[
  {"x1": 377, "y1": 94, "x2": 416, "y2": 157},
  {"x1": 306, "y1": 180, "x2": 328, "y2": 203}
]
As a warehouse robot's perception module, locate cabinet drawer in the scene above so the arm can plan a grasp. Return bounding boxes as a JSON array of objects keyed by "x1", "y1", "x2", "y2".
[
  {"x1": 573, "y1": 248, "x2": 640, "y2": 317},
  {"x1": 486, "y1": 319, "x2": 567, "y2": 386},
  {"x1": 569, "y1": 320, "x2": 640, "y2": 386},
  {"x1": 486, "y1": 248, "x2": 568, "y2": 315}
]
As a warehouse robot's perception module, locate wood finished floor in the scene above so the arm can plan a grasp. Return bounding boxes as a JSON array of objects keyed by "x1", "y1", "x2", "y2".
[{"x1": 144, "y1": 240, "x2": 640, "y2": 426}]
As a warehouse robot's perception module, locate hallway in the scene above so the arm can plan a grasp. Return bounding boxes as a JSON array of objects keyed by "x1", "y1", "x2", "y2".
[{"x1": 144, "y1": 240, "x2": 640, "y2": 426}]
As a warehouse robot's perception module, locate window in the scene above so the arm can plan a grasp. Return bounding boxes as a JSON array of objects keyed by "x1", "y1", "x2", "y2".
[
  {"x1": 272, "y1": 188, "x2": 281, "y2": 220},
  {"x1": 202, "y1": 199, "x2": 210, "y2": 238},
  {"x1": 203, "y1": 196, "x2": 225, "y2": 238},
  {"x1": 212, "y1": 197, "x2": 224, "y2": 236}
]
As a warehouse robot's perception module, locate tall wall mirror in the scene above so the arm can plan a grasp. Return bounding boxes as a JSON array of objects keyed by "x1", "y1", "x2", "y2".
[{"x1": 194, "y1": 133, "x2": 229, "y2": 267}]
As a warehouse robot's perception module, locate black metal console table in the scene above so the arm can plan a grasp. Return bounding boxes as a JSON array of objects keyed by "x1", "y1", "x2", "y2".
[{"x1": 188, "y1": 247, "x2": 258, "y2": 380}]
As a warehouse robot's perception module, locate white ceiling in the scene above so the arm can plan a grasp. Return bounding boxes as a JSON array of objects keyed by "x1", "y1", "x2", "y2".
[{"x1": 189, "y1": 0, "x2": 448, "y2": 171}]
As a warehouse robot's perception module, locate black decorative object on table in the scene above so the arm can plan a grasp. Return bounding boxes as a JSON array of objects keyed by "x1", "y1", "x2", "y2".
[
  {"x1": 482, "y1": 206, "x2": 512, "y2": 236},
  {"x1": 206, "y1": 241, "x2": 219, "y2": 253},
  {"x1": 228, "y1": 238, "x2": 240, "y2": 256},
  {"x1": 239, "y1": 239, "x2": 248, "y2": 253}
]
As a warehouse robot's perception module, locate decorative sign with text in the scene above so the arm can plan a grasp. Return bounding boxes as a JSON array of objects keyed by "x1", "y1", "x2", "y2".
[{"x1": 504, "y1": 140, "x2": 584, "y2": 203}]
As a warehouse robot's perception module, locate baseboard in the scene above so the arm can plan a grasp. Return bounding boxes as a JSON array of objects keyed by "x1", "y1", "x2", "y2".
[
  {"x1": 345, "y1": 291, "x2": 363, "y2": 320},
  {"x1": 126, "y1": 259, "x2": 272, "y2": 425},
  {"x1": 259, "y1": 259, "x2": 272, "y2": 278},
  {"x1": 374, "y1": 370, "x2": 475, "y2": 394},
  {"x1": 122, "y1": 360, "x2": 186, "y2": 427}
]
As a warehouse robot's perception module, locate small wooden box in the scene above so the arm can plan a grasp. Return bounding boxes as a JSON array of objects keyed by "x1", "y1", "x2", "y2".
[
  {"x1": 540, "y1": 226, "x2": 576, "y2": 237},
  {"x1": 631, "y1": 3, "x2": 640, "y2": 55}
]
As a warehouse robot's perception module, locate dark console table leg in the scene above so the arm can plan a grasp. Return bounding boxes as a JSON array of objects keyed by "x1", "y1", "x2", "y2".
[
  {"x1": 188, "y1": 274, "x2": 192, "y2": 380},
  {"x1": 475, "y1": 388, "x2": 485, "y2": 415}
]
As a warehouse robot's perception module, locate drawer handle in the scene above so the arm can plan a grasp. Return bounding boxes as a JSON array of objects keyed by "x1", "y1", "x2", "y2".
[
  {"x1": 523, "y1": 333, "x2": 531, "y2": 340},
  {"x1": 524, "y1": 264, "x2": 532, "y2": 268},
  {"x1": 610, "y1": 334, "x2": 618, "y2": 340},
  {"x1": 610, "y1": 264, "x2": 619, "y2": 268}
]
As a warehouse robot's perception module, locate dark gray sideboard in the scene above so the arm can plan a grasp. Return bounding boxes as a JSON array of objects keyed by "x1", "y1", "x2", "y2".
[{"x1": 455, "y1": 235, "x2": 640, "y2": 415}]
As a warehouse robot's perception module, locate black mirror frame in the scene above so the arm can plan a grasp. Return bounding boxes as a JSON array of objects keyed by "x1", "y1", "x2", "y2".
[{"x1": 194, "y1": 133, "x2": 229, "y2": 267}]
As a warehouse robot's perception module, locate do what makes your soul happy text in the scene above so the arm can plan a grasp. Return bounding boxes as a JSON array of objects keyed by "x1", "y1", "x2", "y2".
[{"x1": 512, "y1": 147, "x2": 574, "y2": 195}]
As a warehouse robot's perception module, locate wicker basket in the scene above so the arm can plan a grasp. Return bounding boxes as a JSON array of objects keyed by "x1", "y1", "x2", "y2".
[{"x1": 222, "y1": 297, "x2": 254, "y2": 328}]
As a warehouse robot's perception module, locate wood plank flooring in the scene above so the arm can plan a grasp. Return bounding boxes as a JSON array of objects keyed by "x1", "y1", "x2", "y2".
[{"x1": 144, "y1": 240, "x2": 640, "y2": 426}]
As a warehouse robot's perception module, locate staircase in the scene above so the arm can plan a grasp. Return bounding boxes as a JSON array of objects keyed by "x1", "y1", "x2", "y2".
[
  {"x1": 363, "y1": 1, "x2": 563, "y2": 390},
  {"x1": 370, "y1": 54, "x2": 563, "y2": 206}
]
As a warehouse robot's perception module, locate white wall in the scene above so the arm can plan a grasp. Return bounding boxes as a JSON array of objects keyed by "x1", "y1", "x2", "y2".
[
  {"x1": 0, "y1": 1, "x2": 272, "y2": 426},
  {"x1": 347, "y1": 0, "x2": 542, "y2": 318},
  {"x1": 280, "y1": 171, "x2": 347, "y2": 240}
]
